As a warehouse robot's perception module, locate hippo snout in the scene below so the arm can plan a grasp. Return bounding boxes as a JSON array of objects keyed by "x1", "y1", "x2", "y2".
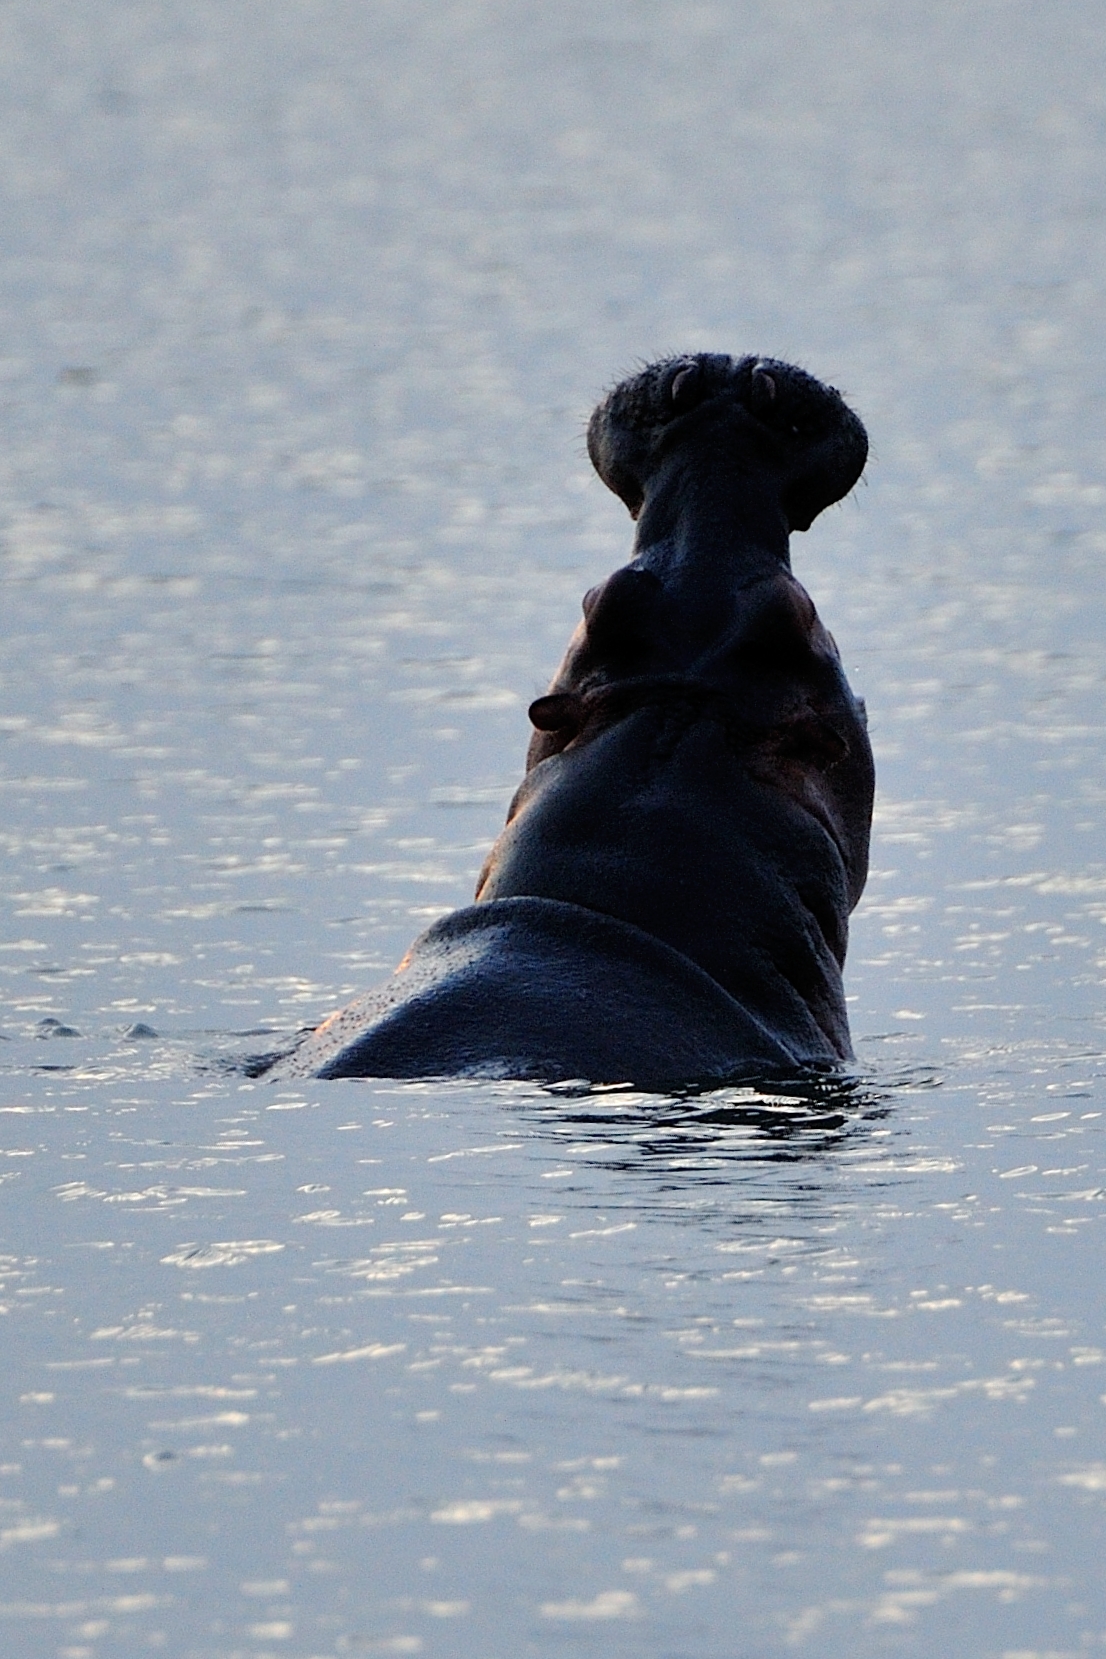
[{"x1": 587, "y1": 352, "x2": 867, "y2": 534}]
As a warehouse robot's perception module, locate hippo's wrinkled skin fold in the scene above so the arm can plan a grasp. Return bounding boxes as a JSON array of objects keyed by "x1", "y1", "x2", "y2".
[{"x1": 264, "y1": 354, "x2": 873, "y2": 1089}]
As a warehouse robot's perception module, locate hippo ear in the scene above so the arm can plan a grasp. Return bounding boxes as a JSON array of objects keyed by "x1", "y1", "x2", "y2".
[{"x1": 529, "y1": 692, "x2": 585, "y2": 735}]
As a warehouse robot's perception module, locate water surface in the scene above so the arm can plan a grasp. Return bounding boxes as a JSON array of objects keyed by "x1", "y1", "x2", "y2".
[{"x1": 2, "y1": 2, "x2": 1106, "y2": 1654}]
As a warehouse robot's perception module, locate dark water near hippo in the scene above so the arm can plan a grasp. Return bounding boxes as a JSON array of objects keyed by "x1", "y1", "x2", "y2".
[{"x1": 3, "y1": 2, "x2": 1106, "y2": 1655}]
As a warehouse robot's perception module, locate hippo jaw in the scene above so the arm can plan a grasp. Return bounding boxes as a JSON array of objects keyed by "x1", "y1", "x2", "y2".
[
  {"x1": 526, "y1": 355, "x2": 871, "y2": 777},
  {"x1": 587, "y1": 353, "x2": 868, "y2": 536}
]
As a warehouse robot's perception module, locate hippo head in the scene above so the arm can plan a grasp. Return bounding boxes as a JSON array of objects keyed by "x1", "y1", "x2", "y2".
[
  {"x1": 586, "y1": 354, "x2": 868, "y2": 534},
  {"x1": 526, "y1": 355, "x2": 869, "y2": 749},
  {"x1": 520, "y1": 354, "x2": 874, "y2": 916}
]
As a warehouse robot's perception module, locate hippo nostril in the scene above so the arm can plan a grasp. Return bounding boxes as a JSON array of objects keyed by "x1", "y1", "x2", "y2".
[{"x1": 528, "y1": 692, "x2": 584, "y2": 735}]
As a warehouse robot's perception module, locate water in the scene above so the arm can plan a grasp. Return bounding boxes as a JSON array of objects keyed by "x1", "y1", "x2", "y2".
[{"x1": 2, "y1": 1, "x2": 1106, "y2": 1653}]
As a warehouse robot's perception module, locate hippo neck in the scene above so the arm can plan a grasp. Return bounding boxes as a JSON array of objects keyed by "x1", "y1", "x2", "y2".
[
  {"x1": 628, "y1": 449, "x2": 792, "y2": 651},
  {"x1": 477, "y1": 710, "x2": 855, "y2": 1060}
]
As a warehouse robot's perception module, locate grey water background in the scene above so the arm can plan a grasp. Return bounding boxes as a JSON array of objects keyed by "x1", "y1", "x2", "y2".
[{"x1": 2, "y1": 2, "x2": 1106, "y2": 1655}]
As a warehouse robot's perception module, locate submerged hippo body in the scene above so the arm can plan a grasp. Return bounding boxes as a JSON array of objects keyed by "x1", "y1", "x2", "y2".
[{"x1": 266, "y1": 354, "x2": 873, "y2": 1089}]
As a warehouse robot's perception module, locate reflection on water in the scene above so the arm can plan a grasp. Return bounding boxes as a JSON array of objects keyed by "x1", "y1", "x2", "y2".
[
  {"x1": 531, "y1": 1074, "x2": 896, "y2": 1161},
  {"x1": 3, "y1": 0, "x2": 1106, "y2": 1653},
  {"x1": 2, "y1": 1065, "x2": 1105, "y2": 1657}
]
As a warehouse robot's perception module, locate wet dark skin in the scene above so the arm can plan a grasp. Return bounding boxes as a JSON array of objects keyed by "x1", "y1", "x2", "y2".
[
  {"x1": 264, "y1": 354, "x2": 873, "y2": 1086},
  {"x1": 476, "y1": 353, "x2": 872, "y2": 1060}
]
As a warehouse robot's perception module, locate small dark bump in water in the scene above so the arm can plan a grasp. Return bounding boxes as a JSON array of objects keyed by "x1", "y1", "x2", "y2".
[
  {"x1": 36, "y1": 1017, "x2": 81, "y2": 1038},
  {"x1": 123, "y1": 1022, "x2": 159, "y2": 1039}
]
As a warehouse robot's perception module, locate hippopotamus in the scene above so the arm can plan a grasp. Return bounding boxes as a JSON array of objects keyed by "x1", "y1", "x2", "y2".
[{"x1": 263, "y1": 353, "x2": 873, "y2": 1089}]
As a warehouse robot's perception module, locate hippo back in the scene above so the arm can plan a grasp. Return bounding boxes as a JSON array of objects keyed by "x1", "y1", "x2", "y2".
[{"x1": 263, "y1": 896, "x2": 834, "y2": 1088}]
